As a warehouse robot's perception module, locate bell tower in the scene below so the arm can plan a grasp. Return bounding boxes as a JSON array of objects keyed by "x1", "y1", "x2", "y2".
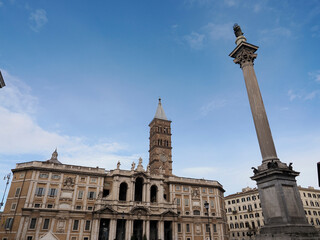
[{"x1": 149, "y1": 98, "x2": 172, "y2": 175}]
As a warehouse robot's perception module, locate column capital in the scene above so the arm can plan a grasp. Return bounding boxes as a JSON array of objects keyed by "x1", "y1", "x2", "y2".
[{"x1": 229, "y1": 42, "x2": 259, "y2": 68}]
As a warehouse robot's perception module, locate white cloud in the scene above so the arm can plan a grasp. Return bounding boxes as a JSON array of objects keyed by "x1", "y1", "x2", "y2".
[
  {"x1": 0, "y1": 70, "x2": 139, "y2": 170},
  {"x1": 304, "y1": 91, "x2": 319, "y2": 100},
  {"x1": 29, "y1": 9, "x2": 48, "y2": 32},
  {"x1": 287, "y1": 89, "x2": 319, "y2": 101},
  {"x1": 204, "y1": 22, "x2": 234, "y2": 40},
  {"x1": 200, "y1": 99, "x2": 227, "y2": 116},
  {"x1": 183, "y1": 22, "x2": 233, "y2": 50},
  {"x1": 309, "y1": 70, "x2": 320, "y2": 82},
  {"x1": 224, "y1": 0, "x2": 237, "y2": 7},
  {"x1": 183, "y1": 31, "x2": 205, "y2": 50},
  {"x1": 0, "y1": 70, "x2": 38, "y2": 114},
  {"x1": 288, "y1": 89, "x2": 298, "y2": 101},
  {"x1": 253, "y1": 3, "x2": 262, "y2": 13},
  {"x1": 259, "y1": 27, "x2": 292, "y2": 43}
]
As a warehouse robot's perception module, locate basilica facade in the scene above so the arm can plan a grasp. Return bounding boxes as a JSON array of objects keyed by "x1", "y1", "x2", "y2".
[{"x1": 0, "y1": 100, "x2": 228, "y2": 240}]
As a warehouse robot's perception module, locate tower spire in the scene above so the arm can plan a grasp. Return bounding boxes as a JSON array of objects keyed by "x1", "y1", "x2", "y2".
[{"x1": 154, "y1": 97, "x2": 167, "y2": 120}]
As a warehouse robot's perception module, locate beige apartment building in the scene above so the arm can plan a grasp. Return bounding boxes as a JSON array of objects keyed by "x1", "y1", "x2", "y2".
[
  {"x1": 225, "y1": 186, "x2": 320, "y2": 240},
  {"x1": 0, "y1": 100, "x2": 229, "y2": 240}
]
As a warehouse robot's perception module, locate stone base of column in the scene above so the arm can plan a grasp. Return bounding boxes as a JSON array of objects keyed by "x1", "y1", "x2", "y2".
[
  {"x1": 251, "y1": 161, "x2": 320, "y2": 240},
  {"x1": 256, "y1": 224, "x2": 320, "y2": 240}
]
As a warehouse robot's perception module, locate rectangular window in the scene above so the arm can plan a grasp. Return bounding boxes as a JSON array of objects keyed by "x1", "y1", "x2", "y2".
[
  {"x1": 51, "y1": 174, "x2": 60, "y2": 180},
  {"x1": 213, "y1": 224, "x2": 217, "y2": 232},
  {"x1": 176, "y1": 198, "x2": 181, "y2": 206},
  {"x1": 27, "y1": 237, "x2": 32, "y2": 240},
  {"x1": 48, "y1": 188, "x2": 58, "y2": 197},
  {"x1": 183, "y1": 186, "x2": 189, "y2": 191},
  {"x1": 88, "y1": 206, "x2": 93, "y2": 210},
  {"x1": 80, "y1": 177, "x2": 86, "y2": 182},
  {"x1": 29, "y1": 218, "x2": 37, "y2": 229},
  {"x1": 73, "y1": 220, "x2": 79, "y2": 231},
  {"x1": 85, "y1": 220, "x2": 91, "y2": 231},
  {"x1": 210, "y1": 200, "x2": 214, "y2": 208},
  {"x1": 43, "y1": 219, "x2": 50, "y2": 229},
  {"x1": 84, "y1": 238, "x2": 89, "y2": 240},
  {"x1": 20, "y1": 173, "x2": 25, "y2": 178},
  {"x1": 35, "y1": 187, "x2": 45, "y2": 196},
  {"x1": 206, "y1": 224, "x2": 210, "y2": 232},
  {"x1": 87, "y1": 191, "x2": 96, "y2": 200},
  {"x1": 176, "y1": 185, "x2": 180, "y2": 190},
  {"x1": 78, "y1": 190, "x2": 84, "y2": 199},
  {"x1": 39, "y1": 173, "x2": 49, "y2": 178},
  {"x1": 209, "y1": 188, "x2": 213, "y2": 193},
  {"x1": 11, "y1": 203, "x2": 17, "y2": 210},
  {"x1": 5, "y1": 218, "x2": 13, "y2": 230},
  {"x1": 202, "y1": 188, "x2": 206, "y2": 193},
  {"x1": 90, "y1": 177, "x2": 97, "y2": 183},
  {"x1": 186, "y1": 223, "x2": 190, "y2": 232},
  {"x1": 47, "y1": 204, "x2": 53, "y2": 208},
  {"x1": 184, "y1": 198, "x2": 189, "y2": 206},
  {"x1": 34, "y1": 203, "x2": 41, "y2": 208},
  {"x1": 15, "y1": 187, "x2": 21, "y2": 197},
  {"x1": 178, "y1": 223, "x2": 181, "y2": 232},
  {"x1": 76, "y1": 205, "x2": 82, "y2": 210}
]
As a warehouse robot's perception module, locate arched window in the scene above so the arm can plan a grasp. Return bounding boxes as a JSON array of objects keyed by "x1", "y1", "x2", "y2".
[
  {"x1": 193, "y1": 210, "x2": 200, "y2": 215},
  {"x1": 316, "y1": 219, "x2": 320, "y2": 226},
  {"x1": 119, "y1": 182, "x2": 127, "y2": 201},
  {"x1": 150, "y1": 185, "x2": 157, "y2": 203},
  {"x1": 135, "y1": 177, "x2": 144, "y2": 202},
  {"x1": 311, "y1": 201, "x2": 314, "y2": 206},
  {"x1": 230, "y1": 223, "x2": 234, "y2": 229},
  {"x1": 240, "y1": 222, "x2": 244, "y2": 228}
]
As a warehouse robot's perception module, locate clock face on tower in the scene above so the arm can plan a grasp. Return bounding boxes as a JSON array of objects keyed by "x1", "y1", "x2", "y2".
[{"x1": 160, "y1": 154, "x2": 167, "y2": 162}]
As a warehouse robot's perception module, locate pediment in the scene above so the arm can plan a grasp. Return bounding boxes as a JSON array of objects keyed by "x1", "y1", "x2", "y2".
[
  {"x1": 40, "y1": 231, "x2": 59, "y2": 240},
  {"x1": 132, "y1": 172, "x2": 148, "y2": 178},
  {"x1": 130, "y1": 206, "x2": 149, "y2": 215},
  {"x1": 161, "y1": 210, "x2": 178, "y2": 217},
  {"x1": 96, "y1": 205, "x2": 115, "y2": 214}
]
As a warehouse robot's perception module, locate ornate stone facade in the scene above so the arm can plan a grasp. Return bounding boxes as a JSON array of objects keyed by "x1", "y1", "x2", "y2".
[{"x1": 0, "y1": 101, "x2": 229, "y2": 240}]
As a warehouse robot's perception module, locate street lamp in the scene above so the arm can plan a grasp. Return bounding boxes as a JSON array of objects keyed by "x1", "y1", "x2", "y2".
[{"x1": 204, "y1": 201, "x2": 212, "y2": 240}]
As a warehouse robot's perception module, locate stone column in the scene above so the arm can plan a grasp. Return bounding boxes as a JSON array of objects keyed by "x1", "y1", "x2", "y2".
[
  {"x1": 109, "y1": 219, "x2": 117, "y2": 240},
  {"x1": 91, "y1": 219, "x2": 99, "y2": 240},
  {"x1": 126, "y1": 220, "x2": 132, "y2": 240},
  {"x1": 145, "y1": 220, "x2": 150, "y2": 239},
  {"x1": 230, "y1": 24, "x2": 320, "y2": 239},
  {"x1": 230, "y1": 40, "x2": 277, "y2": 163},
  {"x1": 159, "y1": 221, "x2": 164, "y2": 240}
]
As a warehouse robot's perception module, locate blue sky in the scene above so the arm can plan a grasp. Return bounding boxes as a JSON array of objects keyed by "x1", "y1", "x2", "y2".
[{"x1": 0, "y1": 0, "x2": 320, "y2": 200}]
